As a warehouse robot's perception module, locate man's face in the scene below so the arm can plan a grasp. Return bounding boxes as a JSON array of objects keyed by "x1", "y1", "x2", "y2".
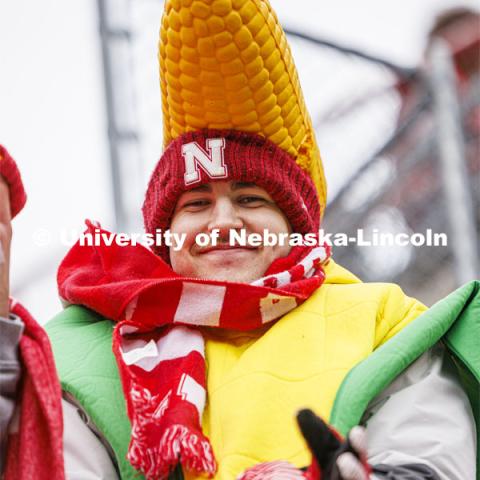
[{"x1": 169, "y1": 180, "x2": 292, "y2": 283}]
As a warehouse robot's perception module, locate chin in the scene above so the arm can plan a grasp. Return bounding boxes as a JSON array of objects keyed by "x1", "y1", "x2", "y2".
[
  {"x1": 191, "y1": 253, "x2": 265, "y2": 283},
  {"x1": 201, "y1": 266, "x2": 264, "y2": 284}
]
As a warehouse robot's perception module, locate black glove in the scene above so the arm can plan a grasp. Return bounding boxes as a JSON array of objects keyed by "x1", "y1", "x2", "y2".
[{"x1": 297, "y1": 409, "x2": 370, "y2": 480}]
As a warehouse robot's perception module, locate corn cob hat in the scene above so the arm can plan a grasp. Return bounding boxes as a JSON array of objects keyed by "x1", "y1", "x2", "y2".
[{"x1": 143, "y1": 0, "x2": 327, "y2": 256}]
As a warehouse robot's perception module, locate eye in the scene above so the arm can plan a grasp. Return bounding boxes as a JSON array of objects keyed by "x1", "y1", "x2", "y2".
[
  {"x1": 237, "y1": 195, "x2": 268, "y2": 206},
  {"x1": 182, "y1": 199, "x2": 210, "y2": 210}
]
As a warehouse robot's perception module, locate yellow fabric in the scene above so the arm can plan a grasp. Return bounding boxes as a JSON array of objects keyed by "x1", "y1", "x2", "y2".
[
  {"x1": 184, "y1": 260, "x2": 426, "y2": 479},
  {"x1": 159, "y1": 0, "x2": 327, "y2": 215}
]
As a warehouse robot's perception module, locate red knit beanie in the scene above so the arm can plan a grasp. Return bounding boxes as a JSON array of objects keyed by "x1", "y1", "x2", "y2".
[
  {"x1": 0, "y1": 145, "x2": 27, "y2": 219},
  {"x1": 143, "y1": 130, "x2": 320, "y2": 259}
]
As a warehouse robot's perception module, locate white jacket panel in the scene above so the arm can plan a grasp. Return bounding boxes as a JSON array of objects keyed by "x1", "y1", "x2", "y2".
[{"x1": 367, "y1": 343, "x2": 476, "y2": 480}]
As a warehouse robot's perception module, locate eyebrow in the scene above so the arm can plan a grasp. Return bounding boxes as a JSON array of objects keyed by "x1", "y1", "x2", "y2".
[
  {"x1": 187, "y1": 184, "x2": 212, "y2": 193},
  {"x1": 231, "y1": 182, "x2": 258, "y2": 190}
]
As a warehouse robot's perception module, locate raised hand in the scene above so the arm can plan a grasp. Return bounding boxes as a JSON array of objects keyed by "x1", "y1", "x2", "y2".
[
  {"x1": 0, "y1": 145, "x2": 27, "y2": 318},
  {"x1": 0, "y1": 174, "x2": 12, "y2": 317}
]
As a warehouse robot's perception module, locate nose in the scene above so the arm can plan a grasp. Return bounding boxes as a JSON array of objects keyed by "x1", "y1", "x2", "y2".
[{"x1": 207, "y1": 198, "x2": 243, "y2": 236}]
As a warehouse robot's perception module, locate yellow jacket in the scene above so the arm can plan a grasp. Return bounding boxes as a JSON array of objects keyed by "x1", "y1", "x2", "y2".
[{"x1": 191, "y1": 259, "x2": 426, "y2": 478}]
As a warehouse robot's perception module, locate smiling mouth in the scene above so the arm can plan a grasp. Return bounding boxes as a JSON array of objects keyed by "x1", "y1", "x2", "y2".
[{"x1": 198, "y1": 245, "x2": 258, "y2": 255}]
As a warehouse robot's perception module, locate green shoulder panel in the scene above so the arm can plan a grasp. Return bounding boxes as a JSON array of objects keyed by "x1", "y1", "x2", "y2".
[
  {"x1": 45, "y1": 305, "x2": 142, "y2": 480},
  {"x1": 443, "y1": 282, "x2": 480, "y2": 478},
  {"x1": 329, "y1": 280, "x2": 479, "y2": 478}
]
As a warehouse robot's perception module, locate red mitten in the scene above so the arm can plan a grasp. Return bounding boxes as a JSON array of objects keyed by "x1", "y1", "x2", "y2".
[{"x1": 0, "y1": 145, "x2": 27, "y2": 218}]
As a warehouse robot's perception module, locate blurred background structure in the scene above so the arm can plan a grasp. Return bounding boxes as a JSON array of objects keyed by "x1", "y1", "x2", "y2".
[
  {"x1": 1, "y1": 0, "x2": 479, "y2": 321},
  {"x1": 322, "y1": 8, "x2": 480, "y2": 304}
]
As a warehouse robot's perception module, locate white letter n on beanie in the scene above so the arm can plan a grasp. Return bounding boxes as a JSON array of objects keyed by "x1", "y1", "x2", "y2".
[{"x1": 182, "y1": 138, "x2": 228, "y2": 185}]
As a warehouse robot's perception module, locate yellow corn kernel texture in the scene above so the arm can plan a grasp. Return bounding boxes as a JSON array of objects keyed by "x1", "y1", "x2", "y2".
[{"x1": 159, "y1": 0, "x2": 327, "y2": 213}]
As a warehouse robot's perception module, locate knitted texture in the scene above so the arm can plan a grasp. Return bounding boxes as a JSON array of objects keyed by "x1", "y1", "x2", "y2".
[
  {"x1": 0, "y1": 145, "x2": 27, "y2": 219},
  {"x1": 143, "y1": 129, "x2": 320, "y2": 259}
]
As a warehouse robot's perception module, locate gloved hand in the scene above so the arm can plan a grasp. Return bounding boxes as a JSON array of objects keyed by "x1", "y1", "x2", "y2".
[
  {"x1": 297, "y1": 409, "x2": 371, "y2": 480},
  {"x1": 237, "y1": 409, "x2": 371, "y2": 480}
]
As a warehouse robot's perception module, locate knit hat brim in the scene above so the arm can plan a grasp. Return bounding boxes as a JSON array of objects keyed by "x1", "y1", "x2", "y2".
[
  {"x1": 143, "y1": 129, "x2": 319, "y2": 260},
  {"x1": 0, "y1": 145, "x2": 27, "y2": 219}
]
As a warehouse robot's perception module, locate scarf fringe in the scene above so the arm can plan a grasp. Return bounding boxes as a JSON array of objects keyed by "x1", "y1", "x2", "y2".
[{"x1": 128, "y1": 424, "x2": 216, "y2": 480}]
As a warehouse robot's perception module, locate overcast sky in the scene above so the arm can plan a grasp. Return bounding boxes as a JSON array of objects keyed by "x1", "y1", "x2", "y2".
[{"x1": 1, "y1": 0, "x2": 478, "y2": 322}]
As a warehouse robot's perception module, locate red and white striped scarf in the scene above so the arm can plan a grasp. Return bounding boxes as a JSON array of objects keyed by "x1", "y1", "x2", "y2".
[{"x1": 58, "y1": 221, "x2": 331, "y2": 479}]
